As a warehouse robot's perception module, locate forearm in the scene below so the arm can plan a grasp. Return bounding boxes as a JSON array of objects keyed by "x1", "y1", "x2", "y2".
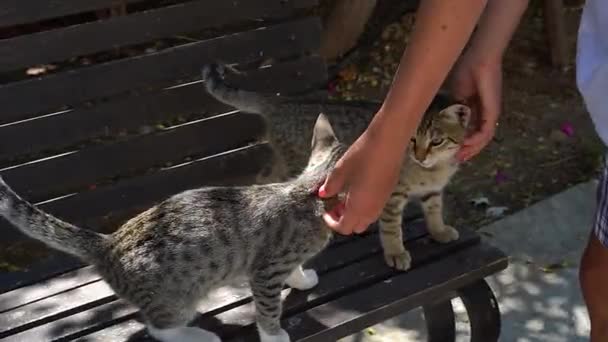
[
  {"x1": 369, "y1": 0, "x2": 487, "y2": 146},
  {"x1": 467, "y1": 0, "x2": 529, "y2": 63}
]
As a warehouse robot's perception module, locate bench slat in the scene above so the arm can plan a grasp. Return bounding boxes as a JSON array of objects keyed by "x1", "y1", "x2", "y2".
[
  {"x1": 3, "y1": 144, "x2": 273, "y2": 239},
  {"x1": 0, "y1": 56, "x2": 326, "y2": 164},
  {"x1": 0, "y1": 17, "x2": 321, "y2": 122},
  {"x1": 3, "y1": 112, "x2": 266, "y2": 202},
  {"x1": 278, "y1": 244, "x2": 507, "y2": 342},
  {"x1": 0, "y1": 266, "x2": 98, "y2": 314},
  {"x1": 1, "y1": 225, "x2": 480, "y2": 341},
  {"x1": 0, "y1": 217, "x2": 415, "y2": 314},
  {"x1": 0, "y1": 225, "x2": 413, "y2": 337},
  {"x1": 0, "y1": 144, "x2": 274, "y2": 291},
  {"x1": 0, "y1": 0, "x2": 317, "y2": 72},
  {"x1": 0, "y1": 0, "x2": 147, "y2": 27},
  {"x1": 211, "y1": 231, "x2": 480, "y2": 340}
]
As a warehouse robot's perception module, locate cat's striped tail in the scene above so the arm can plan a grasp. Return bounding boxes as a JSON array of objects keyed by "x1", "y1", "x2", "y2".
[
  {"x1": 201, "y1": 63, "x2": 279, "y2": 116},
  {"x1": 0, "y1": 177, "x2": 106, "y2": 261}
]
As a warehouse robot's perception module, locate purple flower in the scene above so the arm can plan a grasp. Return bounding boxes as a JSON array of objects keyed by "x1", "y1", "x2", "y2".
[
  {"x1": 328, "y1": 81, "x2": 337, "y2": 95},
  {"x1": 495, "y1": 170, "x2": 508, "y2": 184},
  {"x1": 560, "y1": 122, "x2": 574, "y2": 137}
]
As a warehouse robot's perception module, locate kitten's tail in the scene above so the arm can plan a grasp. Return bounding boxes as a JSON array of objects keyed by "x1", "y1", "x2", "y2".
[
  {"x1": 201, "y1": 63, "x2": 278, "y2": 116},
  {"x1": 0, "y1": 177, "x2": 106, "y2": 261}
]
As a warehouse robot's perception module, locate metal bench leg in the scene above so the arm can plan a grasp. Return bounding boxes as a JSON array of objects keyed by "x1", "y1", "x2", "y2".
[
  {"x1": 458, "y1": 279, "x2": 501, "y2": 342},
  {"x1": 423, "y1": 300, "x2": 456, "y2": 342}
]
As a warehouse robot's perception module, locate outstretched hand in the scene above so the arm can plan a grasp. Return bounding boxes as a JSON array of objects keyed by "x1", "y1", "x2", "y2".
[{"x1": 318, "y1": 129, "x2": 405, "y2": 235}]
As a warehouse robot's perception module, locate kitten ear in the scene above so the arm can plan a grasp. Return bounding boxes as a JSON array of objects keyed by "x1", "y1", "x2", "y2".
[
  {"x1": 311, "y1": 113, "x2": 337, "y2": 152},
  {"x1": 440, "y1": 104, "x2": 472, "y2": 127}
]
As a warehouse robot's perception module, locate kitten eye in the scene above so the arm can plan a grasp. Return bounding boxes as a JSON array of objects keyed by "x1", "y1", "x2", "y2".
[{"x1": 431, "y1": 137, "x2": 444, "y2": 146}]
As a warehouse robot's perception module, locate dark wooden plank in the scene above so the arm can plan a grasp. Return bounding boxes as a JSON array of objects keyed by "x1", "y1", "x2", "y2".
[
  {"x1": 0, "y1": 144, "x2": 274, "y2": 292},
  {"x1": 0, "y1": 56, "x2": 326, "y2": 163},
  {"x1": 2, "y1": 225, "x2": 477, "y2": 341},
  {"x1": 0, "y1": 0, "x2": 318, "y2": 72},
  {"x1": 215, "y1": 231, "x2": 480, "y2": 341},
  {"x1": 0, "y1": 221, "x2": 431, "y2": 332},
  {"x1": 3, "y1": 143, "x2": 274, "y2": 241},
  {"x1": 0, "y1": 17, "x2": 322, "y2": 122},
  {"x1": 81, "y1": 230, "x2": 479, "y2": 342},
  {"x1": 0, "y1": 0, "x2": 147, "y2": 27},
  {"x1": 0, "y1": 252, "x2": 83, "y2": 298},
  {"x1": 3, "y1": 112, "x2": 266, "y2": 202},
  {"x1": 0, "y1": 266, "x2": 98, "y2": 313},
  {"x1": 0, "y1": 221, "x2": 428, "y2": 325},
  {"x1": 274, "y1": 245, "x2": 507, "y2": 342}
]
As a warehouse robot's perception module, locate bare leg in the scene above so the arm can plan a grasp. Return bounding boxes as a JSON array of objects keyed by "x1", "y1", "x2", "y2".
[{"x1": 580, "y1": 232, "x2": 608, "y2": 341}]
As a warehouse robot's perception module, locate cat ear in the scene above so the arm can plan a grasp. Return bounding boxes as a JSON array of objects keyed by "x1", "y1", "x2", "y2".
[
  {"x1": 440, "y1": 104, "x2": 471, "y2": 127},
  {"x1": 311, "y1": 113, "x2": 337, "y2": 152}
]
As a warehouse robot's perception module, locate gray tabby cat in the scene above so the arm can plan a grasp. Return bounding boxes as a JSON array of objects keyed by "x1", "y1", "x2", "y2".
[
  {"x1": 0, "y1": 114, "x2": 344, "y2": 342},
  {"x1": 202, "y1": 64, "x2": 472, "y2": 271}
]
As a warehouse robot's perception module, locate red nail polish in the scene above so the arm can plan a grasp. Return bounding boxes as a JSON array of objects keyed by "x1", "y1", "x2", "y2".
[{"x1": 318, "y1": 187, "x2": 327, "y2": 197}]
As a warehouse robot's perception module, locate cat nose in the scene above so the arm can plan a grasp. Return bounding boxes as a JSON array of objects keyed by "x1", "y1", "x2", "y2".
[{"x1": 414, "y1": 149, "x2": 426, "y2": 162}]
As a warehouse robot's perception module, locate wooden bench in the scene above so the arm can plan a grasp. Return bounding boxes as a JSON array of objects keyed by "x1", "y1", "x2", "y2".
[{"x1": 0, "y1": 1, "x2": 508, "y2": 341}]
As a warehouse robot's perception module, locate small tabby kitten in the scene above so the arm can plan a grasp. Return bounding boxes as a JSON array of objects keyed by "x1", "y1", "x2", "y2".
[
  {"x1": 0, "y1": 114, "x2": 344, "y2": 342},
  {"x1": 203, "y1": 64, "x2": 472, "y2": 271}
]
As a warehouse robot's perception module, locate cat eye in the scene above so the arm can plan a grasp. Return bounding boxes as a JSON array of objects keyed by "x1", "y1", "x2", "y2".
[{"x1": 430, "y1": 137, "x2": 444, "y2": 146}]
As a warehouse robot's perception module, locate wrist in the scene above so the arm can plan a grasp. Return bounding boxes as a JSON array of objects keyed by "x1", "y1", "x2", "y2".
[
  {"x1": 462, "y1": 46, "x2": 503, "y2": 69},
  {"x1": 366, "y1": 109, "x2": 415, "y2": 151}
]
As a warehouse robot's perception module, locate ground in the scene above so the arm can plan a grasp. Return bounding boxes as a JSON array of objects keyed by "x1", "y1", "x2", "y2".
[
  {"x1": 341, "y1": 181, "x2": 595, "y2": 341},
  {"x1": 329, "y1": 3, "x2": 602, "y2": 230}
]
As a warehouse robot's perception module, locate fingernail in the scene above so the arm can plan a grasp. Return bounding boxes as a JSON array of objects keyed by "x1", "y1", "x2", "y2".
[{"x1": 318, "y1": 186, "x2": 327, "y2": 197}]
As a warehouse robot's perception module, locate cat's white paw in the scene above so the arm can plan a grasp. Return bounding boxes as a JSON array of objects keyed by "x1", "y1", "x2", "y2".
[
  {"x1": 384, "y1": 250, "x2": 412, "y2": 271},
  {"x1": 148, "y1": 326, "x2": 221, "y2": 342},
  {"x1": 430, "y1": 225, "x2": 460, "y2": 243},
  {"x1": 285, "y1": 267, "x2": 318, "y2": 290},
  {"x1": 258, "y1": 326, "x2": 291, "y2": 342}
]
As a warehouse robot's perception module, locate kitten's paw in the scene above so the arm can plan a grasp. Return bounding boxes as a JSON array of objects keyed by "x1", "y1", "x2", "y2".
[
  {"x1": 430, "y1": 225, "x2": 460, "y2": 243},
  {"x1": 148, "y1": 326, "x2": 221, "y2": 342},
  {"x1": 258, "y1": 326, "x2": 291, "y2": 342},
  {"x1": 384, "y1": 251, "x2": 411, "y2": 271},
  {"x1": 285, "y1": 268, "x2": 318, "y2": 290}
]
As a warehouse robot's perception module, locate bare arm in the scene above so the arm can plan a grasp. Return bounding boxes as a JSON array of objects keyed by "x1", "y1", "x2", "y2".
[
  {"x1": 468, "y1": 0, "x2": 530, "y2": 63},
  {"x1": 321, "y1": 0, "x2": 488, "y2": 234},
  {"x1": 367, "y1": 0, "x2": 488, "y2": 147},
  {"x1": 321, "y1": 0, "x2": 530, "y2": 234},
  {"x1": 452, "y1": 0, "x2": 529, "y2": 161}
]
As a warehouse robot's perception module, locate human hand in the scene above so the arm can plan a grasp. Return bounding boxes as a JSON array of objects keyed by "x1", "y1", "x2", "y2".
[
  {"x1": 449, "y1": 52, "x2": 503, "y2": 162},
  {"x1": 318, "y1": 128, "x2": 405, "y2": 235}
]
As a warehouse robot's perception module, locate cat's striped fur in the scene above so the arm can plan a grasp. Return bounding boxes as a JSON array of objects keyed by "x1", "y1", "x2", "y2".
[
  {"x1": 203, "y1": 63, "x2": 471, "y2": 271},
  {"x1": 0, "y1": 114, "x2": 344, "y2": 342}
]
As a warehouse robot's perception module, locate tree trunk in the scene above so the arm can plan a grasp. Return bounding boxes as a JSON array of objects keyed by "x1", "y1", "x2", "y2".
[
  {"x1": 320, "y1": 0, "x2": 377, "y2": 62},
  {"x1": 543, "y1": 0, "x2": 568, "y2": 70}
]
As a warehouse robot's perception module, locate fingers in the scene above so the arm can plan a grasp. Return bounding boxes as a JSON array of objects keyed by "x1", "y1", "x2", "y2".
[
  {"x1": 457, "y1": 66, "x2": 501, "y2": 162},
  {"x1": 321, "y1": 198, "x2": 371, "y2": 235},
  {"x1": 457, "y1": 122, "x2": 495, "y2": 161},
  {"x1": 319, "y1": 158, "x2": 346, "y2": 198},
  {"x1": 322, "y1": 204, "x2": 361, "y2": 235}
]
